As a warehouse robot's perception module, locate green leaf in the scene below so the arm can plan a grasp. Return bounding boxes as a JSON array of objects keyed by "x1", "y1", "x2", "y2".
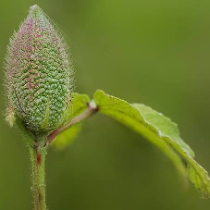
[
  {"x1": 52, "y1": 93, "x2": 90, "y2": 150},
  {"x1": 94, "y1": 90, "x2": 210, "y2": 198},
  {"x1": 51, "y1": 124, "x2": 81, "y2": 150},
  {"x1": 71, "y1": 93, "x2": 90, "y2": 117},
  {"x1": 63, "y1": 93, "x2": 90, "y2": 124}
]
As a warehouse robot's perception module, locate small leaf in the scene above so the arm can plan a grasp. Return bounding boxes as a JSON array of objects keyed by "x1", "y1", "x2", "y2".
[
  {"x1": 71, "y1": 93, "x2": 90, "y2": 117},
  {"x1": 52, "y1": 124, "x2": 81, "y2": 150},
  {"x1": 52, "y1": 93, "x2": 90, "y2": 149},
  {"x1": 63, "y1": 93, "x2": 90, "y2": 124},
  {"x1": 94, "y1": 90, "x2": 210, "y2": 198}
]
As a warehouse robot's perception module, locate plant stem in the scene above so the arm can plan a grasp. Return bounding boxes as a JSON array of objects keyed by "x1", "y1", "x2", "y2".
[{"x1": 29, "y1": 143, "x2": 47, "y2": 210}]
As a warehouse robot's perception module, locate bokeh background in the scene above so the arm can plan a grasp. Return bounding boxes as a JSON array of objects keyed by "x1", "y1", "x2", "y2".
[{"x1": 0, "y1": 0, "x2": 210, "y2": 209}]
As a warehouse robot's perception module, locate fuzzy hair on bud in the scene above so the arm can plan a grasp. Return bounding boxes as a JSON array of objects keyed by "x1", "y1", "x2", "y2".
[{"x1": 5, "y1": 5, "x2": 74, "y2": 133}]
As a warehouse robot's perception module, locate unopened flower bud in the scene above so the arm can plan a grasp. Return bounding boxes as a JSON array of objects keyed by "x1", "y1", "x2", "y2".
[{"x1": 5, "y1": 5, "x2": 74, "y2": 134}]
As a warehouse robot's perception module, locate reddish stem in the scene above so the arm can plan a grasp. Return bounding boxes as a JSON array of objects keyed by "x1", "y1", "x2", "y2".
[{"x1": 46, "y1": 101, "x2": 98, "y2": 146}]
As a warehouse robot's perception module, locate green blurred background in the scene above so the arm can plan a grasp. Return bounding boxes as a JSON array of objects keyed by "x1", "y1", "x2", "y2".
[{"x1": 0, "y1": 0, "x2": 210, "y2": 209}]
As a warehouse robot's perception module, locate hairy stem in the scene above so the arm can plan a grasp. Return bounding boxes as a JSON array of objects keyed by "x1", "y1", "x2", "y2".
[{"x1": 29, "y1": 142, "x2": 47, "y2": 210}]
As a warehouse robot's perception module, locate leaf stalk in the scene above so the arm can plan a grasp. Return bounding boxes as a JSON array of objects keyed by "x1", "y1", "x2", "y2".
[{"x1": 46, "y1": 101, "x2": 98, "y2": 145}]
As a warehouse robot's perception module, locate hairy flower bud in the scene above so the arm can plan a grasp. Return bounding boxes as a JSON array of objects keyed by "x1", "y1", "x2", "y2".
[{"x1": 5, "y1": 5, "x2": 74, "y2": 133}]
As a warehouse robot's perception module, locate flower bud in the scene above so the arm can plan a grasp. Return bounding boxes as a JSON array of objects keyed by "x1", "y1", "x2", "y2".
[{"x1": 5, "y1": 5, "x2": 74, "y2": 134}]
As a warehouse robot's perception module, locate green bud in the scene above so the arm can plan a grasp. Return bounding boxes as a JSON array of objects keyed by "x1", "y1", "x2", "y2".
[{"x1": 5, "y1": 5, "x2": 74, "y2": 134}]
